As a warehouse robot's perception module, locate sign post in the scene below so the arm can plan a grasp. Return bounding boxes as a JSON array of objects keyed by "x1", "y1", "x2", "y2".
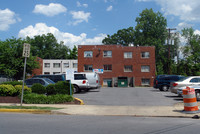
[
  {"x1": 21, "y1": 43, "x2": 30, "y2": 107},
  {"x1": 66, "y1": 69, "x2": 74, "y2": 96}
]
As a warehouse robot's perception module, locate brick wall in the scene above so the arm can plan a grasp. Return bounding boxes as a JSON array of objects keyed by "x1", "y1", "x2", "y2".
[
  {"x1": 31, "y1": 57, "x2": 43, "y2": 77},
  {"x1": 78, "y1": 45, "x2": 156, "y2": 87}
]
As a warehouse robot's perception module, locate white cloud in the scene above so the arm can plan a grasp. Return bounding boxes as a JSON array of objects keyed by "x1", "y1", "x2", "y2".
[
  {"x1": 69, "y1": 11, "x2": 91, "y2": 25},
  {"x1": 136, "y1": 0, "x2": 200, "y2": 22},
  {"x1": 106, "y1": 6, "x2": 113, "y2": 11},
  {"x1": 77, "y1": 1, "x2": 88, "y2": 8},
  {"x1": 33, "y1": 3, "x2": 67, "y2": 17},
  {"x1": 176, "y1": 22, "x2": 194, "y2": 31},
  {"x1": 0, "y1": 8, "x2": 20, "y2": 31},
  {"x1": 18, "y1": 23, "x2": 106, "y2": 48}
]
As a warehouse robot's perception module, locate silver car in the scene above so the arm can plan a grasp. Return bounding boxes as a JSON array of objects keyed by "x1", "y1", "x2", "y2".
[
  {"x1": 176, "y1": 85, "x2": 200, "y2": 100},
  {"x1": 25, "y1": 78, "x2": 55, "y2": 87},
  {"x1": 170, "y1": 76, "x2": 200, "y2": 95}
]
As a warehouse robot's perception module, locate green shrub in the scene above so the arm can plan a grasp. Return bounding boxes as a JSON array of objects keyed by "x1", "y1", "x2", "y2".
[
  {"x1": 46, "y1": 84, "x2": 56, "y2": 95},
  {"x1": 55, "y1": 81, "x2": 73, "y2": 95},
  {"x1": 31, "y1": 83, "x2": 46, "y2": 94},
  {"x1": 1, "y1": 81, "x2": 23, "y2": 86},
  {"x1": 23, "y1": 93, "x2": 74, "y2": 104},
  {"x1": 0, "y1": 84, "x2": 17, "y2": 96},
  {"x1": 14, "y1": 85, "x2": 32, "y2": 95}
]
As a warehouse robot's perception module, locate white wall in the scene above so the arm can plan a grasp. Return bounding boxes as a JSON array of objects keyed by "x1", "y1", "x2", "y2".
[{"x1": 43, "y1": 59, "x2": 78, "y2": 74}]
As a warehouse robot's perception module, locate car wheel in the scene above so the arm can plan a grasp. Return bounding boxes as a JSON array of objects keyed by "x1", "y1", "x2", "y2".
[
  {"x1": 162, "y1": 85, "x2": 168, "y2": 91},
  {"x1": 73, "y1": 85, "x2": 80, "y2": 93},
  {"x1": 195, "y1": 90, "x2": 200, "y2": 101}
]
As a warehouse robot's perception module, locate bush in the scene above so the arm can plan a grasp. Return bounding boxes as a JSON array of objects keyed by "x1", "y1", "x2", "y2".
[
  {"x1": 0, "y1": 84, "x2": 17, "y2": 96},
  {"x1": 31, "y1": 83, "x2": 46, "y2": 94},
  {"x1": 46, "y1": 84, "x2": 56, "y2": 95},
  {"x1": 14, "y1": 85, "x2": 32, "y2": 95},
  {"x1": 1, "y1": 81, "x2": 23, "y2": 86},
  {"x1": 55, "y1": 81, "x2": 73, "y2": 95},
  {"x1": 23, "y1": 93, "x2": 74, "y2": 104}
]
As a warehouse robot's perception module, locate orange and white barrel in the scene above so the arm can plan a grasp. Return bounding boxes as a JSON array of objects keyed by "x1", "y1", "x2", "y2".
[{"x1": 182, "y1": 87, "x2": 199, "y2": 112}]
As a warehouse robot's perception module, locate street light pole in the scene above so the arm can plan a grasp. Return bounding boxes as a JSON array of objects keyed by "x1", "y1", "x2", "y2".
[{"x1": 166, "y1": 28, "x2": 176, "y2": 75}]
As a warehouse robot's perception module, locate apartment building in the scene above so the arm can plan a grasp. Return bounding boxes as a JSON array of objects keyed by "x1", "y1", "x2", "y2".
[
  {"x1": 78, "y1": 45, "x2": 156, "y2": 87},
  {"x1": 32, "y1": 58, "x2": 77, "y2": 76}
]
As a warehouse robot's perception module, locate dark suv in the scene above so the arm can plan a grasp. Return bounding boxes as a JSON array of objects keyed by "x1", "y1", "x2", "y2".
[{"x1": 153, "y1": 75, "x2": 185, "y2": 91}]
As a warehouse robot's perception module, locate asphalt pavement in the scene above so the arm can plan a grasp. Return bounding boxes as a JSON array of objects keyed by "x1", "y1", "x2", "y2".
[{"x1": 1, "y1": 87, "x2": 200, "y2": 118}]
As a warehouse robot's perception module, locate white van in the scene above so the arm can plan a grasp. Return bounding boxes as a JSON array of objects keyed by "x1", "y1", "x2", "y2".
[{"x1": 81, "y1": 72, "x2": 101, "y2": 90}]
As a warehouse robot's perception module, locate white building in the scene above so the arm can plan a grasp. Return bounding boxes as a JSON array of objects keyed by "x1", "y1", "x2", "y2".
[{"x1": 43, "y1": 59, "x2": 78, "y2": 74}]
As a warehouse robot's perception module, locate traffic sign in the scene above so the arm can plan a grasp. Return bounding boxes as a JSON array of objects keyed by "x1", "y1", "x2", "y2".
[{"x1": 22, "y1": 43, "x2": 30, "y2": 57}]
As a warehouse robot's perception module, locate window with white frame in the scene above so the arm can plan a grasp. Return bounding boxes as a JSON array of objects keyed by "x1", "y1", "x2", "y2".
[
  {"x1": 44, "y1": 63, "x2": 50, "y2": 68},
  {"x1": 141, "y1": 79, "x2": 150, "y2": 86},
  {"x1": 124, "y1": 52, "x2": 132, "y2": 58},
  {"x1": 53, "y1": 63, "x2": 60, "y2": 68},
  {"x1": 141, "y1": 52, "x2": 150, "y2": 58},
  {"x1": 84, "y1": 51, "x2": 93, "y2": 57},
  {"x1": 84, "y1": 65, "x2": 93, "y2": 71},
  {"x1": 124, "y1": 65, "x2": 132, "y2": 72},
  {"x1": 73, "y1": 63, "x2": 77, "y2": 68},
  {"x1": 64, "y1": 63, "x2": 69, "y2": 68},
  {"x1": 104, "y1": 64, "x2": 112, "y2": 71},
  {"x1": 103, "y1": 51, "x2": 112, "y2": 57},
  {"x1": 141, "y1": 65, "x2": 150, "y2": 72}
]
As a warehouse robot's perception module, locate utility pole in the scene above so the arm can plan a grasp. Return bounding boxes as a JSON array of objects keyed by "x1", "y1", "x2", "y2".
[{"x1": 166, "y1": 28, "x2": 176, "y2": 75}]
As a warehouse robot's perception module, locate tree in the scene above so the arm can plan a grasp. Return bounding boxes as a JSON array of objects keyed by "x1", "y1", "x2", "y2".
[
  {"x1": 68, "y1": 45, "x2": 78, "y2": 59},
  {"x1": 0, "y1": 38, "x2": 39, "y2": 80},
  {"x1": 102, "y1": 27, "x2": 135, "y2": 46},
  {"x1": 134, "y1": 8, "x2": 168, "y2": 74},
  {"x1": 180, "y1": 28, "x2": 200, "y2": 75},
  {"x1": 25, "y1": 33, "x2": 70, "y2": 59}
]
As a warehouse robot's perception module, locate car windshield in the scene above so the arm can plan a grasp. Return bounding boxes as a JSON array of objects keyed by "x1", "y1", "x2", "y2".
[{"x1": 43, "y1": 78, "x2": 55, "y2": 84}]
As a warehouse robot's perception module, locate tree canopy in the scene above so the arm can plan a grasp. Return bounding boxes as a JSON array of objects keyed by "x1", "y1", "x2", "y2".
[{"x1": 0, "y1": 33, "x2": 78, "y2": 80}]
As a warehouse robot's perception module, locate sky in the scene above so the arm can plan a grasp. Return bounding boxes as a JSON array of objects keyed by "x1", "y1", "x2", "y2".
[{"x1": 1, "y1": 0, "x2": 200, "y2": 48}]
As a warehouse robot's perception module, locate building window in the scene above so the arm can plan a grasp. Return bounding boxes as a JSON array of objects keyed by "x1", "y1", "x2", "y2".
[
  {"x1": 84, "y1": 65, "x2": 93, "y2": 71},
  {"x1": 64, "y1": 63, "x2": 69, "y2": 68},
  {"x1": 141, "y1": 65, "x2": 150, "y2": 72},
  {"x1": 103, "y1": 51, "x2": 112, "y2": 57},
  {"x1": 124, "y1": 65, "x2": 132, "y2": 72},
  {"x1": 44, "y1": 63, "x2": 50, "y2": 68},
  {"x1": 141, "y1": 79, "x2": 150, "y2": 86},
  {"x1": 124, "y1": 52, "x2": 132, "y2": 58},
  {"x1": 73, "y1": 63, "x2": 77, "y2": 68},
  {"x1": 44, "y1": 72, "x2": 50, "y2": 74},
  {"x1": 53, "y1": 72, "x2": 60, "y2": 74},
  {"x1": 53, "y1": 63, "x2": 60, "y2": 68},
  {"x1": 104, "y1": 64, "x2": 112, "y2": 71},
  {"x1": 84, "y1": 51, "x2": 93, "y2": 57},
  {"x1": 141, "y1": 52, "x2": 150, "y2": 58}
]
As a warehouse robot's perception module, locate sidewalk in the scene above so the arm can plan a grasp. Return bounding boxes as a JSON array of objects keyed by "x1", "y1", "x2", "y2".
[{"x1": 0, "y1": 103, "x2": 200, "y2": 118}]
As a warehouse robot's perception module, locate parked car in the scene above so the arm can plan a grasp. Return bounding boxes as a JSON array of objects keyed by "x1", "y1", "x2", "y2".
[
  {"x1": 65, "y1": 72, "x2": 89, "y2": 93},
  {"x1": 153, "y1": 75, "x2": 185, "y2": 91},
  {"x1": 25, "y1": 78, "x2": 55, "y2": 87},
  {"x1": 176, "y1": 85, "x2": 200, "y2": 100},
  {"x1": 170, "y1": 76, "x2": 200, "y2": 95},
  {"x1": 32, "y1": 74, "x2": 65, "y2": 83},
  {"x1": 81, "y1": 72, "x2": 101, "y2": 90}
]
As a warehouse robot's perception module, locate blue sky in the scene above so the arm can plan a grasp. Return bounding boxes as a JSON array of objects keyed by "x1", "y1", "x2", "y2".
[{"x1": 1, "y1": 0, "x2": 200, "y2": 48}]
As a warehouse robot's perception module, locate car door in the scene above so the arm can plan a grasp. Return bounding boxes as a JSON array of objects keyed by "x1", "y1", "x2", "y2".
[{"x1": 189, "y1": 78, "x2": 200, "y2": 86}]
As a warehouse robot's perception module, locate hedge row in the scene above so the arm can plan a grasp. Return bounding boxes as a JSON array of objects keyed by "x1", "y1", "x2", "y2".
[
  {"x1": 0, "y1": 84, "x2": 31, "y2": 96},
  {"x1": 23, "y1": 93, "x2": 74, "y2": 104}
]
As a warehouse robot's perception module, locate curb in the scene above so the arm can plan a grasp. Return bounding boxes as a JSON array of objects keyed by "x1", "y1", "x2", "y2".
[
  {"x1": 74, "y1": 97, "x2": 84, "y2": 105},
  {"x1": 0, "y1": 109, "x2": 51, "y2": 114}
]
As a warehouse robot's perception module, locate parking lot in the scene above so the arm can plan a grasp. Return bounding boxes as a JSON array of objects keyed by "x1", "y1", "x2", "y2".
[{"x1": 74, "y1": 87, "x2": 183, "y2": 106}]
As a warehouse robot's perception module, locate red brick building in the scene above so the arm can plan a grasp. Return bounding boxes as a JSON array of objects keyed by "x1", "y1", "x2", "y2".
[{"x1": 78, "y1": 45, "x2": 156, "y2": 87}]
